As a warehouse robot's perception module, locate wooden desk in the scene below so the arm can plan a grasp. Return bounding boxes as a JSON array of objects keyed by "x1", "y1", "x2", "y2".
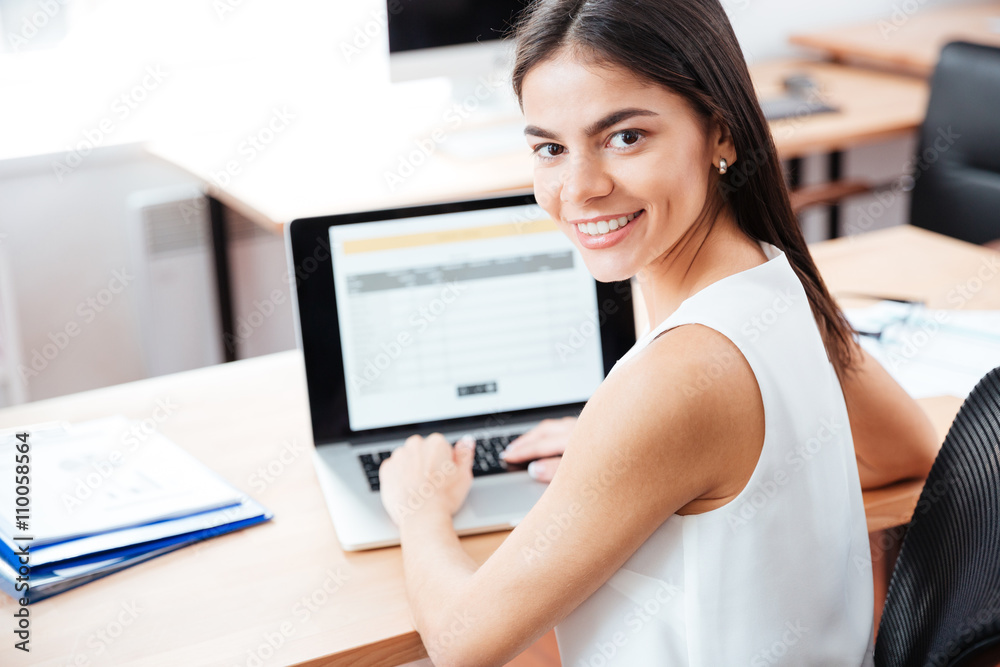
[
  {"x1": 2, "y1": 225, "x2": 993, "y2": 666},
  {"x1": 752, "y1": 59, "x2": 928, "y2": 160},
  {"x1": 790, "y1": 2, "x2": 1000, "y2": 77}
]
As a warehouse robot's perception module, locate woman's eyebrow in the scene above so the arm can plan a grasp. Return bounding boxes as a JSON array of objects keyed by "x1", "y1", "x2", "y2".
[{"x1": 524, "y1": 108, "x2": 659, "y2": 141}]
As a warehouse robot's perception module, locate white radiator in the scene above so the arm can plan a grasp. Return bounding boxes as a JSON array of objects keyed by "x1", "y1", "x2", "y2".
[
  {"x1": 127, "y1": 186, "x2": 224, "y2": 377},
  {"x1": 0, "y1": 243, "x2": 26, "y2": 407}
]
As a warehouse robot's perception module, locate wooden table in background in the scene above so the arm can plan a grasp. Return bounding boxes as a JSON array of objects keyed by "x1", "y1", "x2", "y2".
[
  {"x1": 1, "y1": 225, "x2": 994, "y2": 666},
  {"x1": 790, "y1": 2, "x2": 1000, "y2": 77},
  {"x1": 149, "y1": 59, "x2": 929, "y2": 233}
]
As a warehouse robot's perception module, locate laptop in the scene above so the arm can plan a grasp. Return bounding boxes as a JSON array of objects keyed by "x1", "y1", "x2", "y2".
[{"x1": 286, "y1": 193, "x2": 635, "y2": 550}]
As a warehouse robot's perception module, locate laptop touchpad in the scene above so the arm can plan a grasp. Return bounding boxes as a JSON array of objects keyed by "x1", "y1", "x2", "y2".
[{"x1": 469, "y1": 484, "x2": 539, "y2": 517}]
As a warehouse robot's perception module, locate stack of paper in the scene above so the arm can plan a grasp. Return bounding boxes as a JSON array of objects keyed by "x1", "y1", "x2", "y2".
[
  {"x1": 0, "y1": 417, "x2": 272, "y2": 603},
  {"x1": 845, "y1": 301, "x2": 1000, "y2": 400}
]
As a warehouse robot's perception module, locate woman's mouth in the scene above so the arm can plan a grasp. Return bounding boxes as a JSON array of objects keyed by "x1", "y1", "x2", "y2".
[{"x1": 571, "y1": 210, "x2": 643, "y2": 249}]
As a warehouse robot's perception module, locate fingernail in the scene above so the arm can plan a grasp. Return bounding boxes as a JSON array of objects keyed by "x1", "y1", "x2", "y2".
[
  {"x1": 458, "y1": 434, "x2": 475, "y2": 449},
  {"x1": 527, "y1": 461, "x2": 539, "y2": 479}
]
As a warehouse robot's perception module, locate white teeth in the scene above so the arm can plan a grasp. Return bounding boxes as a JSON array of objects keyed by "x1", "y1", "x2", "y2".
[{"x1": 576, "y1": 212, "x2": 641, "y2": 237}]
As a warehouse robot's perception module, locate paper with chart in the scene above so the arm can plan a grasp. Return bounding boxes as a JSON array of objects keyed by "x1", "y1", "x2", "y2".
[
  {"x1": 330, "y1": 207, "x2": 608, "y2": 431},
  {"x1": 845, "y1": 301, "x2": 1000, "y2": 400},
  {"x1": 0, "y1": 416, "x2": 244, "y2": 546}
]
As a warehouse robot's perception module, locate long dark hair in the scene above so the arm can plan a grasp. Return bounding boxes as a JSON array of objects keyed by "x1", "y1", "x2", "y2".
[{"x1": 511, "y1": 0, "x2": 856, "y2": 377}]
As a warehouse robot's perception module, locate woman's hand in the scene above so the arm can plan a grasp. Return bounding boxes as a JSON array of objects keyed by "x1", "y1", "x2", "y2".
[
  {"x1": 501, "y1": 416, "x2": 577, "y2": 482},
  {"x1": 379, "y1": 433, "x2": 476, "y2": 527}
]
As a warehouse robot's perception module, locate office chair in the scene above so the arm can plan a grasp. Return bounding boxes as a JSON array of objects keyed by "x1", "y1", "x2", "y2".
[
  {"x1": 874, "y1": 367, "x2": 1000, "y2": 667},
  {"x1": 909, "y1": 42, "x2": 1000, "y2": 245}
]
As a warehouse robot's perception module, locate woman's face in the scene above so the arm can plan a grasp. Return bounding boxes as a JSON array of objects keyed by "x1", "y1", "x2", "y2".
[{"x1": 521, "y1": 49, "x2": 733, "y2": 282}]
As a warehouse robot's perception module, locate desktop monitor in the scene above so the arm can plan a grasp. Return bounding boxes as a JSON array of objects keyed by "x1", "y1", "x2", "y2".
[{"x1": 387, "y1": 0, "x2": 528, "y2": 84}]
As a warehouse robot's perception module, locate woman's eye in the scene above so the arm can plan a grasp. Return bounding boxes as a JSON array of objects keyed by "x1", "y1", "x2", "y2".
[
  {"x1": 534, "y1": 143, "x2": 565, "y2": 158},
  {"x1": 608, "y1": 130, "x2": 643, "y2": 149}
]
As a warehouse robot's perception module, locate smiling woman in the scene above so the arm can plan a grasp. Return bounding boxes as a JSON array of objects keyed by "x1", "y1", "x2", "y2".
[{"x1": 377, "y1": 1, "x2": 939, "y2": 666}]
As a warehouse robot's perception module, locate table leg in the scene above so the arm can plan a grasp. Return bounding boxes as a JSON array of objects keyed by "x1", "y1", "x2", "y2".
[
  {"x1": 828, "y1": 150, "x2": 843, "y2": 239},
  {"x1": 208, "y1": 196, "x2": 237, "y2": 363}
]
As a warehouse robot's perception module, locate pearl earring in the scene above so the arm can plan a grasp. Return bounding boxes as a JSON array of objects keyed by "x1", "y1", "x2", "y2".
[{"x1": 718, "y1": 159, "x2": 728, "y2": 175}]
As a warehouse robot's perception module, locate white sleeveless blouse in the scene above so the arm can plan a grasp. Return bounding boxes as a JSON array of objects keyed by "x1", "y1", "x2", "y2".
[{"x1": 555, "y1": 243, "x2": 874, "y2": 666}]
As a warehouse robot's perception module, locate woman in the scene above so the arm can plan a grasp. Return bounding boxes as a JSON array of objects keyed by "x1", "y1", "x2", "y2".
[{"x1": 378, "y1": 1, "x2": 940, "y2": 664}]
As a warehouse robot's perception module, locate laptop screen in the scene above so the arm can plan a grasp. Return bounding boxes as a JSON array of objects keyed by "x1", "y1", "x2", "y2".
[{"x1": 328, "y1": 203, "x2": 607, "y2": 431}]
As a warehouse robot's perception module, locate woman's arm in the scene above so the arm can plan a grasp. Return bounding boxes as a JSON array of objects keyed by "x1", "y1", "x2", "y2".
[
  {"x1": 842, "y1": 343, "x2": 941, "y2": 489},
  {"x1": 378, "y1": 325, "x2": 764, "y2": 667}
]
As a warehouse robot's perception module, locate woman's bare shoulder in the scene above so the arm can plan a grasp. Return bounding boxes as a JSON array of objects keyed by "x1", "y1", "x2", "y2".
[{"x1": 588, "y1": 323, "x2": 765, "y2": 511}]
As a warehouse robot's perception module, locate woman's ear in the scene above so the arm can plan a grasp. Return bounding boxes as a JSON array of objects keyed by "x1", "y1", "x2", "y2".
[{"x1": 710, "y1": 117, "x2": 737, "y2": 168}]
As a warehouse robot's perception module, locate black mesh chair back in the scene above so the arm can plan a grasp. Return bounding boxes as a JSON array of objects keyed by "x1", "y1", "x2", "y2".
[
  {"x1": 910, "y1": 42, "x2": 1000, "y2": 245},
  {"x1": 874, "y1": 367, "x2": 1000, "y2": 666}
]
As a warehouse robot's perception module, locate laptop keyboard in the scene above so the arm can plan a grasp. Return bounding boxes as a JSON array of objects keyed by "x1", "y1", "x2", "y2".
[{"x1": 359, "y1": 432, "x2": 526, "y2": 491}]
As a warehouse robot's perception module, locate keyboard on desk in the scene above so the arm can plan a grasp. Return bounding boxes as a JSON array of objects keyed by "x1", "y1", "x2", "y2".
[{"x1": 359, "y1": 432, "x2": 526, "y2": 491}]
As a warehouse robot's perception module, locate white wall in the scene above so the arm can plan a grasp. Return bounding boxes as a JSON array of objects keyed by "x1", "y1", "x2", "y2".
[{"x1": 0, "y1": 147, "x2": 203, "y2": 402}]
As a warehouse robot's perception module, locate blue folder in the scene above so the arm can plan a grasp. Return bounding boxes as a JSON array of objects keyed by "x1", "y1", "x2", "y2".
[{"x1": 0, "y1": 496, "x2": 271, "y2": 603}]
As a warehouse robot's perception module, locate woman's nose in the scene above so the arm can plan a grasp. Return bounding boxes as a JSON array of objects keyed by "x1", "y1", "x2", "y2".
[{"x1": 560, "y1": 155, "x2": 613, "y2": 206}]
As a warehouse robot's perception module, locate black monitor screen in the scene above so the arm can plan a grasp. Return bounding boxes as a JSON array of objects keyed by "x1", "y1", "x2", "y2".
[{"x1": 387, "y1": 0, "x2": 529, "y2": 53}]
